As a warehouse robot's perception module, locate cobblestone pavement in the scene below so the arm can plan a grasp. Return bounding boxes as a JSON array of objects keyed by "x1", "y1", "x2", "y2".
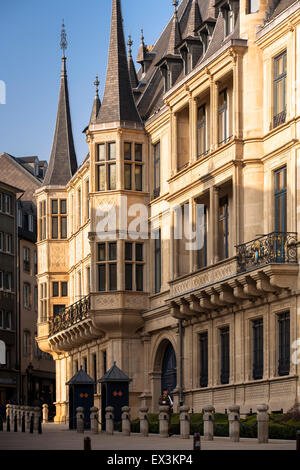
[{"x1": 0, "y1": 423, "x2": 296, "y2": 450}]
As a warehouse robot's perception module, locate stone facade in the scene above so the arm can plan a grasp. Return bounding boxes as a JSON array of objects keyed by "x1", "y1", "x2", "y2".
[{"x1": 36, "y1": 0, "x2": 300, "y2": 422}]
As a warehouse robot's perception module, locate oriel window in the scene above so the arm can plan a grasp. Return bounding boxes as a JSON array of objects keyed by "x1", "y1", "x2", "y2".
[
  {"x1": 97, "y1": 242, "x2": 117, "y2": 292},
  {"x1": 124, "y1": 142, "x2": 143, "y2": 191},
  {"x1": 51, "y1": 199, "x2": 67, "y2": 239},
  {"x1": 273, "y1": 51, "x2": 287, "y2": 128},
  {"x1": 96, "y1": 142, "x2": 117, "y2": 191}
]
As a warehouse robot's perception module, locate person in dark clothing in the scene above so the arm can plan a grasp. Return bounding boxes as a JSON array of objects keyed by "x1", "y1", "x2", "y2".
[{"x1": 159, "y1": 389, "x2": 173, "y2": 436}]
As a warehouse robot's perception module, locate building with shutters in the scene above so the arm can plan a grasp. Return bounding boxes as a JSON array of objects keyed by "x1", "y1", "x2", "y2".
[{"x1": 36, "y1": 0, "x2": 300, "y2": 421}]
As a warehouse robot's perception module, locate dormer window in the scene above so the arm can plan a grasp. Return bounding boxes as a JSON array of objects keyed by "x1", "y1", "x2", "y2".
[
  {"x1": 247, "y1": 0, "x2": 259, "y2": 13},
  {"x1": 224, "y1": 6, "x2": 234, "y2": 36}
]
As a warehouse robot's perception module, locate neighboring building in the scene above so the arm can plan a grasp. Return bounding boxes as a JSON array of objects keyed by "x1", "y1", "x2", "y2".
[
  {"x1": 36, "y1": 0, "x2": 300, "y2": 423},
  {"x1": 0, "y1": 181, "x2": 22, "y2": 404},
  {"x1": 0, "y1": 153, "x2": 55, "y2": 407}
]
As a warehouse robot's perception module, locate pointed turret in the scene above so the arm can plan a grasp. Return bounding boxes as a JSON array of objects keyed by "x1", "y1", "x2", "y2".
[
  {"x1": 89, "y1": 75, "x2": 101, "y2": 124},
  {"x1": 137, "y1": 29, "x2": 147, "y2": 63},
  {"x1": 44, "y1": 22, "x2": 78, "y2": 186},
  {"x1": 184, "y1": 0, "x2": 202, "y2": 38},
  {"x1": 96, "y1": 0, "x2": 142, "y2": 127},
  {"x1": 127, "y1": 35, "x2": 139, "y2": 89},
  {"x1": 166, "y1": 0, "x2": 182, "y2": 55}
]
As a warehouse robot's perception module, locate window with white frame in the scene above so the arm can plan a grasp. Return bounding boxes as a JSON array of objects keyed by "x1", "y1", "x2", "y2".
[
  {"x1": 4, "y1": 273, "x2": 12, "y2": 291},
  {"x1": 5, "y1": 234, "x2": 12, "y2": 254},
  {"x1": 28, "y1": 214, "x2": 33, "y2": 232},
  {"x1": 24, "y1": 283, "x2": 31, "y2": 309}
]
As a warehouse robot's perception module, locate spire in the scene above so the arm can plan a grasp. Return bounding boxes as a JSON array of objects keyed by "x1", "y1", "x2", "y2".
[
  {"x1": 127, "y1": 35, "x2": 139, "y2": 89},
  {"x1": 137, "y1": 28, "x2": 147, "y2": 63},
  {"x1": 184, "y1": 0, "x2": 202, "y2": 38},
  {"x1": 96, "y1": 0, "x2": 142, "y2": 126},
  {"x1": 44, "y1": 22, "x2": 78, "y2": 186},
  {"x1": 89, "y1": 75, "x2": 101, "y2": 124},
  {"x1": 166, "y1": 0, "x2": 182, "y2": 55}
]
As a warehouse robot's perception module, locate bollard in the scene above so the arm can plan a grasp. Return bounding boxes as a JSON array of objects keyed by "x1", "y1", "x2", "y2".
[
  {"x1": 22, "y1": 413, "x2": 25, "y2": 433},
  {"x1": 228, "y1": 405, "x2": 240, "y2": 442},
  {"x1": 159, "y1": 406, "x2": 170, "y2": 438},
  {"x1": 139, "y1": 407, "x2": 149, "y2": 437},
  {"x1": 257, "y1": 404, "x2": 269, "y2": 444},
  {"x1": 84, "y1": 437, "x2": 91, "y2": 451},
  {"x1": 121, "y1": 406, "x2": 131, "y2": 436},
  {"x1": 30, "y1": 414, "x2": 34, "y2": 434},
  {"x1": 34, "y1": 407, "x2": 40, "y2": 432},
  {"x1": 38, "y1": 416, "x2": 42, "y2": 434},
  {"x1": 76, "y1": 407, "x2": 85, "y2": 433},
  {"x1": 105, "y1": 407, "x2": 114, "y2": 435},
  {"x1": 296, "y1": 430, "x2": 300, "y2": 451},
  {"x1": 14, "y1": 414, "x2": 18, "y2": 432},
  {"x1": 180, "y1": 406, "x2": 190, "y2": 439},
  {"x1": 193, "y1": 433, "x2": 201, "y2": 450},
  {"x1": 90, "y1": 407, "x2": 99, "y2": 434},
  {"x1": 42, "y1": 404, "x2": 49, "y2": 424},
  {"x1": 203, "y1": 405, "x2": 215, "y2": 441},
  {"x1": 6, "y1": 415, "x2": 10, "y2": 432}
]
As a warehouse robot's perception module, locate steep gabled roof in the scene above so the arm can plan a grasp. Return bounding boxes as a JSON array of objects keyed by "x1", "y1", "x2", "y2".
[
  {"x1": 43, "y1": 55, "x2": 78, "y2": 186},
  {"x1": 98, "y1": 361, "x2": 132, "y2": 383},
  {"x1": 89, "y1": 76, "x2": 101, "y2": 125},
  {"x1": 96, "y1": 0, "x2": 142, "y2": 127},
  {"x1": 66, "y1": 367, "x2": 95, "y2": 385}
]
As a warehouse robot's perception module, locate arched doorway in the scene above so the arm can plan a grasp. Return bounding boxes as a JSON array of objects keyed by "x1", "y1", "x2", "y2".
[{"x1": 161, "y1": 342, "x2": 177, "y2": 394}]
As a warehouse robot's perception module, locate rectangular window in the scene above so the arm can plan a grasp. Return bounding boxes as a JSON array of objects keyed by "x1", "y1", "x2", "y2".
[
  {"x1": 98, "y1": 144, "x2": 106, "y2": 161},
  {"x1": 4, "y1": 195, "x2": 12, "y2": 214},
  {"x1": 23, "y1": 247, "x2": 30, "y2": 272},
  {"x1": 61, "y1": 282, "x2": 68, "y2": 297},
  {"x1": 218, "y1": 196, "x2": 229, "y2": 260},
  {"x1": 199, "y1": 332, "x2": 208, "y2": 387},
  {"x1": 218, "y1": 90, "x2": 228, "y2": 145},
  {"x1": 51, "y1": 200, "x2": 58, "y2": 215},
  {"x1": 28, "y1": 214, "x2": 33, "y2": 232},
  {"x1": 247, "y1": 0, "x2": 259, "y2": 13},
  {"x1": 135, "y1": 165, "x2": 143, "y2": 192},
  {"x1": 5, "y1": 312, "x2": 12, "y2": 330},
  {"x1": 18, "y1": 207, "x2": 23, "y2": 228},
  {"x1": 125, "y1": 264, "x2": 133, "y2": 291},
  {"x1": 253, "y1": 318, "x2": 263, "y2": 380},
  {"x1": 4, "y1": 273, "x2": 12, "y2": 291},
  {"x1": 52, "y1": 282, "x2": 59, "y2": 297},
  {"x1": 154, "y1": 230, "x2": 162, "y2": 294},
  {"x1": 108, "y1": 142, "x2": 116, "y2": 161},
  {"x1": 197, "y1": 105, "x2": 207, "y2": 157},
  {"x1": 225, "y1": 8, "x2": 234, "y2": 36},
  {"x1": 124, "y1": 142, "x2": 132, "y2": 161},
  {"x1": 34, "y1": 251, "x2": 37, "y2": 275},
  {"x1": 86, "y1": 180, "x2": 90, "y2": 220},
  {"x1": 78, "y1": 189, "x2": 82, "y2": 228},
  {"x1": 124, "y1": 164, "x2": 132, "y2": 190},
  {"x1": 220, "y1": 327, "x2": 230, "y2": 384},
  {"x1": 153, "y1": 142, "x2": 161, "y2": 199},
  {"x1": 61, "y1": 217, "x2": 67, "y2": 239},
  {"x1": 136, "y1": 244, "x2": 143, "y2": 262},
  {"x1": 5, "y1": 234, "x2": 12, "y2": 254},
  {"x1": 125, "y1": 243, "x2": 133, "y2": 261},
  {"x1": 109, "y1": 264, "x2": 117, "y2": 291},
  {"x1": 53, "y1": 304, "x2": 65, "y2": 317},
  {"x1": 87, "y1": 267, "x2": 91, "y2": 294},
  {"x1": 135, "y1": 144, "x2": 143, "y2": 162},
  {"x1": 274, "y1": 166, "x2": 287, "y2": 233},
  {"x1": 109, "y1": 242, "x2": 117, "y2": 261},
  {"x1": 136, "y1": 265, "x2": 143, "y2": 292},
  {"x1": 108, "y1": 164, "x2": 116, "y2": 190},
  {"x1": 98, "y1": 265, "x2": 106, "y2": 292},
  {"x1": 273, "y1": 51, "x2": 287, "y2": 128},
  {"x1": 60, "y1": 199, "x2": 67, "y2": 214},
  {"x1": 98, "y1": 243, "x2": 106, "y2": 262},
  {"x1": 98, "y1": 165, "x2": 105, "y2": 191},
  {"x1": 24, "y1": 283, "x2": 31, "y2": 309},
  {"x1": 278, "y1": 312, "x2": 290, "y2": 376},
  {"x1": 52, "y1": 217, "x2": 58, "y2": 239}
]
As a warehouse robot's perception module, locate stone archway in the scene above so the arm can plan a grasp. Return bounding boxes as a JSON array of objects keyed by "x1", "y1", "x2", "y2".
[{"x1": 151, "y1": 338, "x2": 177, "y2": 412}]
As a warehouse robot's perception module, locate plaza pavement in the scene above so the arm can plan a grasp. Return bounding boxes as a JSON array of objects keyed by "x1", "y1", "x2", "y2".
[{"x1": 0, "y1": 423, "x2": 297, "y2": 450}]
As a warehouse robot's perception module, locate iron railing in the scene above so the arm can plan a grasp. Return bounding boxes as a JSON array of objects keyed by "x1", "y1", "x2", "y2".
[
  {"x1": 237, "y1": 232, "x2": 298, "y2": 274},
  {"x1": 273, "y1": 109, "x2": 286, "y2": 129},
  {"x1": 49, "y1": 295, "x2": 91, "y2": 337}
]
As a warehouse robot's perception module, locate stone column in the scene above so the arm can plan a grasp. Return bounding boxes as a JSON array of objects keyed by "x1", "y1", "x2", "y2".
[
  {"x1": 139, "y1": 407, "x2": 149, "y2": 437},
  {"x1": 90, "y1": 407, "x2": 99, "y2": 434},
  {"x1": 122, "y1": 406, "x2": 131, "y2": 436},
  {"x1": 76, "y1": 407, "x2": 84, "y2": 433},
  {"x1": 34, "y1": 407, "x2": 40, "y2": 432},
  {"x1": 42, "y1": 404, "x2": 49, "y2": 424},
  {"x1": 228, "y1": 405, "x2": 240, "y2": 442},
  {"x1": 203, "y1": 405, "x2": 215, "y2": 441},
  {"x1": 257, "y1": 404, "x2": 269, "y2": 444},
  {"x1": 159, "y1": 405, "x2": 170, "y2": 438},
  {"x1": 180, "y1": 405, "x2": 190, "y2": 439},
  {"x1": 105, "y1": 406, "x2": 114, "y2": 435}
]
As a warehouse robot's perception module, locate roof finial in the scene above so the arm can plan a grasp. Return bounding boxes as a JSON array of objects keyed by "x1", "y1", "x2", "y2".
[
  {"x1": 127, "y1": 34, "x2": 133, "y2": 57},
  {"x1": 94, "y1": 74, "x2": 99, "y2": 95},
  {"x1": 172, "y1": 0, "x2": 179, "y2": 19},
  {"x1": 141, "y1": 28, "x2": 144, "y2": 44},
  {"x1": 60, "y1": 19, "x2": 67, "y2": 58}
]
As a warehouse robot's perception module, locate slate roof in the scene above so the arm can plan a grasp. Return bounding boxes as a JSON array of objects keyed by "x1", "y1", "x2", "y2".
[
  {"x1": 43, "y1": 56, "x2": 78, "y2": 186},
  {"x1": 266, "y1": 0, "x2": 297, "y2": 21},
  {"x1": 98, "y1": 361, "x2": 132, "y2": 383},
  {"x1": 96, "y1": 0, "x2": 142, "y2": 126},
  {"x1": 66, "y1": 366, "x2": 95, "y2": 385}
]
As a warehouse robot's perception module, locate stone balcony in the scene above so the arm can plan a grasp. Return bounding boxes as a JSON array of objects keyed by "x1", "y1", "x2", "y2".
[{"x1": 169, "y1": 232, "x2": 299, "y2": 319}]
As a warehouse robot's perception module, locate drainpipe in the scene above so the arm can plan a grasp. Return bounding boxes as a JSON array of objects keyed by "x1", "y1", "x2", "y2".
[{"x1": 179, "y1": 319, "x2": 183, "y2": 407}]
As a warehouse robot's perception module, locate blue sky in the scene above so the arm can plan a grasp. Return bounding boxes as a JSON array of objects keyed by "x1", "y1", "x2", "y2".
[{"x1": 0, "y1": 0, "x2": 173, "y2": 165}]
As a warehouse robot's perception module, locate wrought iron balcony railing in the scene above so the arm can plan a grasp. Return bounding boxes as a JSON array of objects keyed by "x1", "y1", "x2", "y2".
[
  {"x1": 273, "y1": 109, "x2": 286, "y2": 129},
  {"x1": 49, "y1": 295, "x2": 91, "y2": 337},
  {"x1": 237, "y1": 232, "x2": 298, "y2": 274}
]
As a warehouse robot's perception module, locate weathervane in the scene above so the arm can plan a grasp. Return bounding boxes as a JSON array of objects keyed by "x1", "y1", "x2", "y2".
[
  {"x1": 94, "y1": 75, "x2": 100, "y2": 95},
  {"x1": 60, "y1": 20, "x2": 67, "y2": 57}
]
